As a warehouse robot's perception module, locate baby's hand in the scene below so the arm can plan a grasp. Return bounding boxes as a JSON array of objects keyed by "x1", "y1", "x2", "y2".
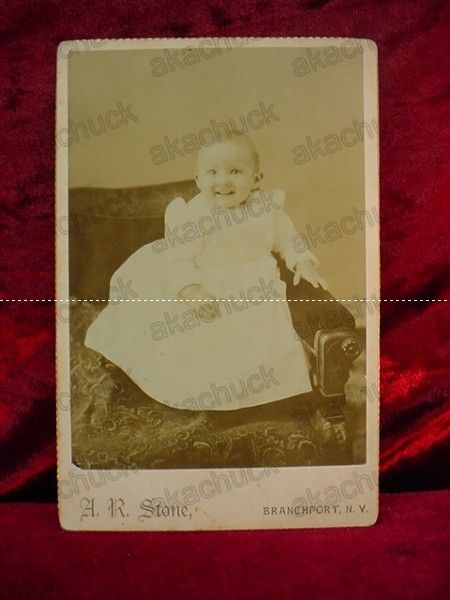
[
  {"x1": 178, "y1": 284, "x2": 216, "y2": 302},
  {"x1": 291, "y1": 260, "x2": 330, "y2": 291}
]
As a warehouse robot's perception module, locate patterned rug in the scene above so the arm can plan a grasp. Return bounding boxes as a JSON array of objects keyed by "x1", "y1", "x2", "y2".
[{"x1": 70, "y1": 303, "x2": 358, "y2": 469}]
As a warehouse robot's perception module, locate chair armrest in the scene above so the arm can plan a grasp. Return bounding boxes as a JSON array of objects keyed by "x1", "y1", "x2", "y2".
[
  {"x1": 275, "y1": 254, "x2": 362, "y2": 396},
  {"x1": 311, "y1": 329, "x2": 363, "y2": 397}
]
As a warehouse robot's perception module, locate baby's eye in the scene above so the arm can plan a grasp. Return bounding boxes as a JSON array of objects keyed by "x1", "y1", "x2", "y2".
[
  {"x1": 230, "y1": 169, "x2": 241, "y2": 175},
  {"x1": 207, "y1": 169, "x2": 217, "y2": 175}
]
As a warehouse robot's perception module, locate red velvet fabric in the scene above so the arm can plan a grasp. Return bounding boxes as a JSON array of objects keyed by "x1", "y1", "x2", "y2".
[
  {"x1": 0, "y1": 492, "x2": 449, "y2": 598},
  {"x1": 0, "y1": 0, "x2": 449, "y2": 500}
]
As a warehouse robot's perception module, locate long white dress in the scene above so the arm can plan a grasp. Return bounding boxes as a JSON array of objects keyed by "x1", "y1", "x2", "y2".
[{"x1": 84, "y1": 189, "x2": 316, "y2": 410}]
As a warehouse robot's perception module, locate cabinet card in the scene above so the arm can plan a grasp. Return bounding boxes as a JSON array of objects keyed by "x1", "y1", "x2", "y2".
[{"x1": 56, "y1": 37, "x2": 379, "y2": 530}]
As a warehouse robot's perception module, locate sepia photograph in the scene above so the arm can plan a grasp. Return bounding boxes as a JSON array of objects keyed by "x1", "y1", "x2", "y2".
[
  {"x1": 3, "y1": 0, "x2": 449, "y2": 594},
  {"x1": 56, "y1": 37, "x2": 379, "y2": 530}
]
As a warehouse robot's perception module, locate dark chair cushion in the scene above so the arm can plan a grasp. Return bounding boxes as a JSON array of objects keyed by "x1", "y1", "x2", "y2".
[
  {"x1": 68, "y1": 180, "x2": 198, "y2": 299},
  {"x1": 68, "y1": 180, "x2": 355, "y2": 343}
]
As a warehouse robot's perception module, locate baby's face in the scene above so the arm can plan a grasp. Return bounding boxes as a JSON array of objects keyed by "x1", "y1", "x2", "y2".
[{"x1": 195, "y1": 141, "x2": 262, "y2": 208}]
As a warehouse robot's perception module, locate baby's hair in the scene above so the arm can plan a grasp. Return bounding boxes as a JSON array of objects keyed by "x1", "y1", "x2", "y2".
[{"x1": 198, "y1": 132, "x2": 261, "y2": 171}]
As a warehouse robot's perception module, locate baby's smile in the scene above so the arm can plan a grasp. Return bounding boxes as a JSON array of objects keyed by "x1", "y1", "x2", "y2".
[
  {"x1": 215, "y1": 190, "x2": 235, "y2": 196},
  {"x1": 195, "y1": 137, "x2": 263, "y2": 209}
]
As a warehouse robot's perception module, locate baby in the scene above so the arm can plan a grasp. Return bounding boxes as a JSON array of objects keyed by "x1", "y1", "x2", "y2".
[
  {"x1": 85, "y1": 133, "x2": 329, "y2": 418},
  {"x1": 179, "y1": 134, "x2": 328, "y2": 303}
]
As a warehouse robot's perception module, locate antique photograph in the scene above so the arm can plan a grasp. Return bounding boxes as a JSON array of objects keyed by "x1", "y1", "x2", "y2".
[
  {"x1": 56, "y1": 37, "x2": 379, "y2": 530},
  {"x1": 4, "y1": 0, "x2": 449, "y2": 593}
]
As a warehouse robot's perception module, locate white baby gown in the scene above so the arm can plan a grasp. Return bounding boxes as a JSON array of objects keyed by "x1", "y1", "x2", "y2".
[{"x1": 85, "y1": 189, "x2": 316, "y2": 411}]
